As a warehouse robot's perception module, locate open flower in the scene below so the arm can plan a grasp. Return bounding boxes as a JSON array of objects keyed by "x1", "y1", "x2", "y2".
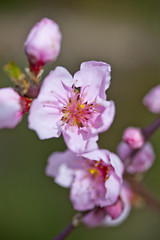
[
  {"x1": 0, "y1": 88, "x2": 31, "y2": 129},
  {"x1": 117, "y1": 141, "x2": 155, "y2": 174},
  {"x1": 28, "y1": 61, "x2": 115, "y2": 153},
  {"x1": 83, "y1": 184, "x2": 132, "y2": 227},
  {"x1": 46, "y1": 149, "x2": 124, "y2": 211},
  {"x1": 24, "y1": 18, "x2": 62, "y2": 72}
]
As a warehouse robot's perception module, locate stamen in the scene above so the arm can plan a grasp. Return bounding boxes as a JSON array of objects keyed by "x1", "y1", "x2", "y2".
[{"x1": 61, "y1": 86, "x2": 98, "y2": 128}]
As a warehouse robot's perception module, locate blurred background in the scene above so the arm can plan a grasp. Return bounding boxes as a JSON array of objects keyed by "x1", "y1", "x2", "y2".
[{"x1": 0, "y1": 0, "x2": 160, "y2": 239}]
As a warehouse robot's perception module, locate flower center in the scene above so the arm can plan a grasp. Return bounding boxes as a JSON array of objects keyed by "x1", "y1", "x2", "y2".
[
  {"x1": 89, "y1": 161, "x2": 110, "y2": 181},
  {"x1": 61, "y1": 88, "x2": 97, "y2": 128}
]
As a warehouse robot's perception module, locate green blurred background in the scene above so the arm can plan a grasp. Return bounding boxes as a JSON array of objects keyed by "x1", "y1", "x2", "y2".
[{"x1": 0, "y1": 0, "x2": 160, "y2": 239}]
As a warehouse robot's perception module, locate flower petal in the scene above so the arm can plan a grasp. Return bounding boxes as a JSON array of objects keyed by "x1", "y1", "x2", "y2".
[
  {"x1": 62, "y1": 126, "x2": 98, "y2": 154},
  {"x1": 105, "y1": 174, "x2": 121, "y2": 206},
  {"x1": 91, "y1": 99, "x2": 115, "y2": 134},
  {"x1": 103, "y1": 185, "x2": 131, "y2": 226},
  {"x1": 74, "y1": 61, "x2": 111, "y2": 102},
  {"x1": 28, "y1": 67, "x2": 74, "y2": 139},
  {"x1": 46, "y1": 150, "x2": 78, "y2": 188}
]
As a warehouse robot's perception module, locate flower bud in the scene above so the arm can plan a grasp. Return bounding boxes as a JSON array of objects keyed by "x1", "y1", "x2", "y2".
[
  {"x1": 123, "y1": 127, "x2": 144, "y2": 149},
  {"x1": 117, "y1": 141, "x2": 155, "y2": 174},
  {"x1": 0, "y1": 88, "x2": 22, "y2": 128},
  {"x1": 143, "y1": 85, "x2": 160, "y2": 113},
  {"x1": 0, "y1": 88, "x2": 32, "y2": 129},
  {"x1": 24, "y1": 18, "x2": 62, "y2": 71}
]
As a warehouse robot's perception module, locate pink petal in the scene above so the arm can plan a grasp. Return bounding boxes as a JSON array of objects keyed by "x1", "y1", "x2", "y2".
[
  {"x1": 70, "y1": 169, "x2": 106, "y2": 211},
  {"x1": 91, "y1": 99, "x2": 115, "y2": 134},
  {"x1": 28, "y1": 99, "x2": 61, "y2": 139},
  {"x1": 105, "y1": 174, "x2": 121, "y2": 206},
  {"x1": 109, "y1": 151, "x2": 124, "y2": 179},
  {"x1": 127, "y1": 142, "x2": 155, "y2": 174},
  {"x1": 103, "y1": 185, "x2": 131, "y2": 226},
  {"x1": 83, "y1": 209, "x2": 105, "y2": 227},
  {"x1": 117, "y1": 141, "x2": 132, "y2": 161},
  {"x1": 46, "y1": 150, "x2": 78, "y2": 188},
  {"x1": 28, "y1": 67, "x2": 74, "y2": 139},
  {"x1": 74, "y1": 61, "x2": 111, "y2": 102},
  {"x1": 62, "y1": 126, "x2": 98, "y2": 154},
  {"x1": 37, "y1": 66, "x2": 73, "y2": 101},
  {"x1": 82, "y1": 149, "x2": 110, "y2": 164},
  {"x1": 105, "y1": 198, "x2": 123, "y2": 220}
]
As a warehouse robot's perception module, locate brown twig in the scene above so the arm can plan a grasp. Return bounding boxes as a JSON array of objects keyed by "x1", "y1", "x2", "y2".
[{"x1": 125, "y1": 174, "x2": 160, "y2": 215}]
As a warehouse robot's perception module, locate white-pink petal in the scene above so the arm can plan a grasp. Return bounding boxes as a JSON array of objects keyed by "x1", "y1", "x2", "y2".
[
  {"x1": 103, "y1": 186, "x2": 131, "y2": 226},
  {"x1": 74, "y1": 61, "x2": 111, "y2": 102},
  {"x1": 91, "y1": 99, "x2": 115, "y2": 134},
  {"x1": 62, "y1": 126, "x2": 98, "y2": 154},
  {"x1": 28, "y1": 99, "x2": 61, "y2": 139},
  {"x1": 46, "y1": 150, "x2": 77, "y2": 188},
  {"x1": 36, "y1": 66, "x2": 73, "y2": 101},
  {"x1": 105, "y1": 174, "x2": 121, "y2": 206},
  {"x1": 109, "y1": 151, "x2": 124, "y2": 179}
]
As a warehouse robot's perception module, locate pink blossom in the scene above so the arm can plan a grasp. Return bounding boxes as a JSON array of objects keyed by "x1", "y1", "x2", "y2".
[
  {"x1": 123, "y1": 127, "x2": 144, "y2": 149},
  {"x1": 83, "y1": 184, "x2": 132, "y2": 227},
  {"x1": 46, "y1": 149, "x2": 124, "y2": 211},
  {"x1": 24, "y1": 18, "x2": 62, "y2": 68},
  {"x1": 143, "y1": 85, "x2": 160, "y2": 113},
  {"x1": 0, "y1": 87, "x2": 31, "y2": 129},
  {"x1": 28, "y1": 61, "x2": 115, "y2": 153},
  {"x1": 117, "y1": 141, "x2": 155, "y2": 174}
]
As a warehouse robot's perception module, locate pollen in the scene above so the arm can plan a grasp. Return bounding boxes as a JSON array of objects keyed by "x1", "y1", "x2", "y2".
[{"x1": 89, "y1": 168, "x2": 99, "y2": 176}]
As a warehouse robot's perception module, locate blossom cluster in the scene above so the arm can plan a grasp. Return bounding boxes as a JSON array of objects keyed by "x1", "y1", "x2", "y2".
[{"x1": 0, "y1": 17, "x2": 157, "y2": 230}]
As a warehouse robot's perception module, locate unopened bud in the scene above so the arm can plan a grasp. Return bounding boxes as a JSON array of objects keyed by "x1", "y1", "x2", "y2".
[
  {"x1": 123, "y1": 127, "x2": 144, "y2": 149},
  {"x1": 24, "y1": 18, "x2": 62, "y2": 73}
]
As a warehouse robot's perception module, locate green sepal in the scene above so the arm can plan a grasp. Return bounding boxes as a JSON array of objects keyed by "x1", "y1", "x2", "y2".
[{"x1": 4, "y1": 61, "x2": 29, "y2": 95}]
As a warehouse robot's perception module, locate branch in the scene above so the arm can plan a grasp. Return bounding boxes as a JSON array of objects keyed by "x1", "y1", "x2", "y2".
[
  {"x1": 142, "y1": 115, "x2": 160, "y2": 140},
  {"x1": 53, "y1": 223, "x2": 75, "y2": 240},
  {"x1": 125, "y1": 174, "x2": 160, "y2": 216}
]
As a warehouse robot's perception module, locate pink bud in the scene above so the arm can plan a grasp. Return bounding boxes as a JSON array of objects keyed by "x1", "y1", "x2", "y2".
[
  {"x1": 123, "y1": 127, "x2": 144, "y2": 149},
  {"x1": 143, "y1": 85, "x2": 160, "y2": 113},
  {"x1": 24, "y1": 18, "x2": 62, "y2": 69}
]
